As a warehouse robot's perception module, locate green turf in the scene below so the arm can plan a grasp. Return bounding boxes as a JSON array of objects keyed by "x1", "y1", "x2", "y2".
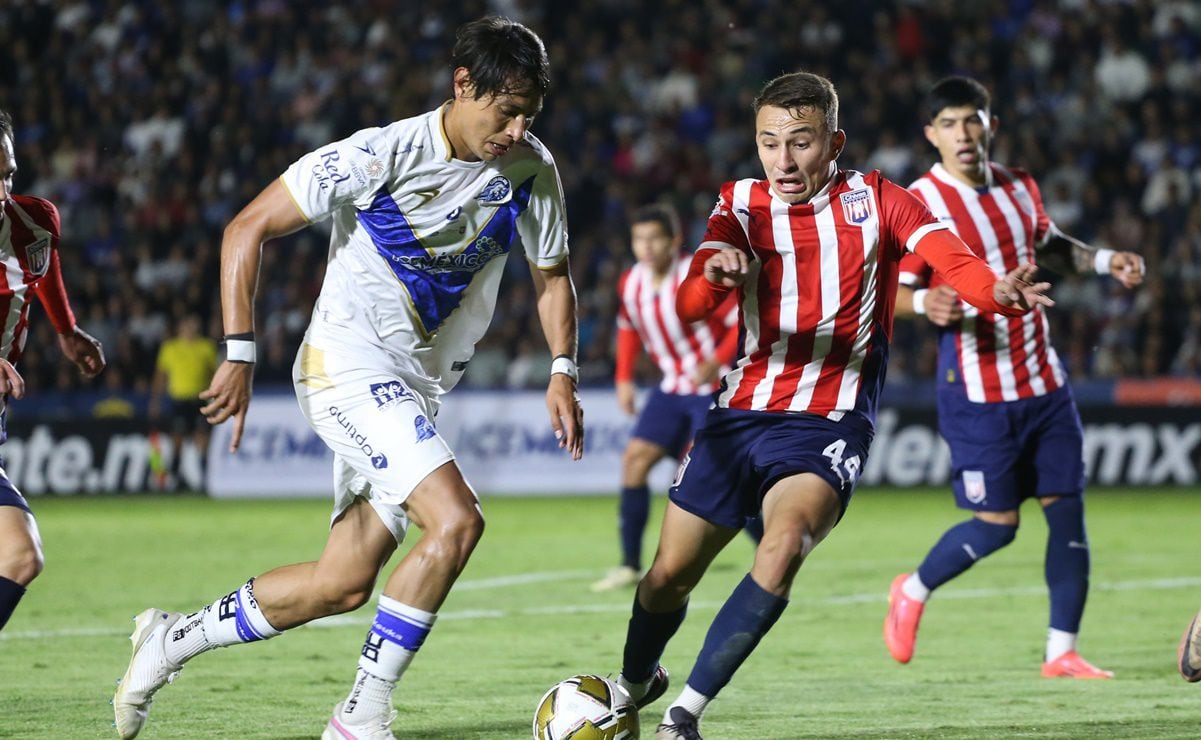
[{"x1": 2, "y1": 488, "x2": 1199, "y2": 738}]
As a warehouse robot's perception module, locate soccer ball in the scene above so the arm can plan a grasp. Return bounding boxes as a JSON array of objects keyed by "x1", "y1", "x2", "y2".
[{"x1": 533, "y1": 674, "x2": 640, "y2": 739}]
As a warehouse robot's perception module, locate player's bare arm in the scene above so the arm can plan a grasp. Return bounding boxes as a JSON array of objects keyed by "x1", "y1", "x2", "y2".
[
  {"x1": 201, "y1": 179, "x2": 309, "y2": 452},
  {"x1": 1038, "y1": 227, "x2": 1145, "y2": 289},
  {"x1": 896, "y1": 284, "x2": 963, "y2": 327},
  {"x1": 531, "y1": 258, "x2": 584, "y2": 460}
]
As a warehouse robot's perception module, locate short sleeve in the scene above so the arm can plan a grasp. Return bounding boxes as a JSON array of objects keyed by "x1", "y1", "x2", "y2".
[
  {"x1": 701, "y1": 183, "x2": 751, "y2": 253},
  {"x1": 519, "y1": 156, "x2": 569, "y2": 270},
  {"x1": 279, "y1": 127, "x2": 395, "y2": 223},
  {"x1": 879, "y1": 179, "x2": 947, "y2": 257}
]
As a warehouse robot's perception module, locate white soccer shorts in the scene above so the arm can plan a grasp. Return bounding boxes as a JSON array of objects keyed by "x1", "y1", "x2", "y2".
[{"x1": 293, "y1": 342, "x2": 461, "y2": 542}]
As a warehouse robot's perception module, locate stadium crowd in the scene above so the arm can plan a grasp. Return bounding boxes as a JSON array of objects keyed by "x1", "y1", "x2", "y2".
[{"x1": 0, "y1": 0, "x2": 1198, "y2": 406}]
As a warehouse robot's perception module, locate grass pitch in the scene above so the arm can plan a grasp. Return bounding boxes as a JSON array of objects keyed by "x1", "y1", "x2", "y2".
[{"x1": 2, "y1": 488, "x2": 1199, "y2": 738}]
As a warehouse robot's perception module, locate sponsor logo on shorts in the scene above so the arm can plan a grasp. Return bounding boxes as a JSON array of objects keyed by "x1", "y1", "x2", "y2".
[
  {"x1": 370, "y1": 381, "x2": 412, "y2": 411},
  {"x1": 963, "y1": 470, "x2": 987, "y2": 504},
  {"x1": 415, "y1": 415, "x2": 436, "y2": 443},
  {"x1": 329, "y1": 405, "x2": 387, "y2": 468}
]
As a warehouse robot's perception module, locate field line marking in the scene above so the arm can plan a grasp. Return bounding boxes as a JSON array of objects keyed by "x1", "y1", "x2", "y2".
[{"x1": 5, "y1": 574, "x2": 1200, "y2": 642}]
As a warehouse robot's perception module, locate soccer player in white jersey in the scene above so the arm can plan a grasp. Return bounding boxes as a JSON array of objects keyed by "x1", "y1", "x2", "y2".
[
  {"x1": 113, "y1": 18, "x2": 582, "y2": 739},
  {"x1": 591, "y1": 203, "x2": 748, "y2": 593},
  {"x1": 884, "y1": 76, "x2": 1143, "y2": 679},
  {"x1": 611, "y1": 72, "x2": 1050, "y2": 740},
  {"x1": 0, "y1": 109, "x2": 106, "y2": 633}
]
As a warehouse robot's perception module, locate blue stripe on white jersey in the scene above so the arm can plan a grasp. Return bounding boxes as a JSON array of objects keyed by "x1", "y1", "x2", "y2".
[{"x1": 357, "y1": 175, "x2": 537, "y2": 335}]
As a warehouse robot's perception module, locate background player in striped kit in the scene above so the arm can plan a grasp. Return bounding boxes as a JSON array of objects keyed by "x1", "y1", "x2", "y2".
[
  {"x1": 0, "y1": 108, "x2": 106, "y2": 632},
  {"x1": 884, "y1": 76, "x2": 1144, "y2": 679},
  {"x1": 591, "y1": 203, "x2": 757, "y2": 593},
  {"x1": 612, "y1": 72, "x2": 1052, "y2": 739}
]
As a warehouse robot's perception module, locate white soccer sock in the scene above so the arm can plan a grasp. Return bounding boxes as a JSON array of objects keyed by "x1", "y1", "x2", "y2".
[
  {"x1": 340, "y1": 596, "x2": 436, "y2": 723},
  {"x1": 664, "y1": 684, "x2": 711, "y2": 724},
  {"x1": 1046, "y1": 628, "x2": 1077, "y2": 662},
  {"x1": 165, "y1": 579, "x2": 282, "y2": 664},
  {"x1": 617, "y1": 673, "x2": 654, "y2": 703},
  {"x1": 902, "y1": 573, "x2": 931, "y2": 603}
]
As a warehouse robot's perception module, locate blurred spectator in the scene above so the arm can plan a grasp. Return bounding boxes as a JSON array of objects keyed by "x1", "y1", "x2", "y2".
[{"x1": 149, "y1": 314, "x2": 218, "y2": 490}]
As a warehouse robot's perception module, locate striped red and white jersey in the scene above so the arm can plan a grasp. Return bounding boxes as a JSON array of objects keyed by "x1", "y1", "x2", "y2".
[
  {"x1": 901, "y1": 163, "x2": 1066, "y2": 403},
  {"x1": 701, "y1": 168, "x2": 948, "y2": 420},
  {"x1": 617, "y1": 254, "x2": 739, "y2": 395},
  {"x1": 0, "y1": 195, "x2": 71, "y2": 365}
]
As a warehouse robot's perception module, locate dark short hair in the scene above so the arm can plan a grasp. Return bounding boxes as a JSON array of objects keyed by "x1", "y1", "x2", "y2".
[
  {"x1": 925, "y1": 76, "x2": 991, "y2": 120},
  {"x1": 451, "y1": 16, "x2": 550, "y2": 100},
  {"x1": 629, "y1": 203, "x2": 681, "y2": 239},
  {"x1": 753, "y1": 72, "x2": 839, "y2": 133},
  {"x1": 0, "y1": 108, "x2": 12, "y2": 141}
]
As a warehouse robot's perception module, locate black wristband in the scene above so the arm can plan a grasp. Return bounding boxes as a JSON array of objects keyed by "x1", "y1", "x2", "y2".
[{"x1": 224, "y1": 331, "x2": 255, "y2": 342}]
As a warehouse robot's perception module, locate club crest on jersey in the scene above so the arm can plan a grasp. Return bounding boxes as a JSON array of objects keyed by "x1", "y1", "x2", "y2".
[
  {"x1": 476, "y1": 176, "x2": 512, "y2": 205},
  {"x1": 25, "y1": 236, "x2": 50, "y2": 276},
  {"x1": 840, "y1": 189, "x2": 873, "y2": 224}
]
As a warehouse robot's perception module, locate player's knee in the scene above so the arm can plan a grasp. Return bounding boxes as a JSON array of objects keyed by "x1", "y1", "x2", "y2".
[
  {"x1": 640, "y1": 560, "x2": 698, "y2": 608},
  {"x1": 621, "y1": 444, "x2": 658, "y2": 479},
  {"x1": 426, "y1": 508, "x2": 485, "y2": 569},
  {"x1": 1, "y1": 541, "x2": 44, "y2": 586},
  {"x1": 975, "y1": 509, "x2": 1019, "y2": 528}
]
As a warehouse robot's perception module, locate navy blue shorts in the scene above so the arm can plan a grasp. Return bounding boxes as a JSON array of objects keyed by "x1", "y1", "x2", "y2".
[
  {"x1": 669, "y1": 407, "x2": 873, "y2": 529},
  {"x1": 0, "y1": 465, "x2": 30, "y2": 514},
  {"x1": 631, "y1": 388, "x2": 713, "y2": 460},
  {"x1": 937, "y1": 385, "x2": 1085, "y2": 512}
]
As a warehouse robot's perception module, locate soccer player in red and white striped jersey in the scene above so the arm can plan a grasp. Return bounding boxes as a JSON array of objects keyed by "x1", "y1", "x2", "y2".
[
  {"x1": 613, "y1": 72, "x2": 1051, "y2": 739},
  {"x1": 884, "y1": 77, "x2": 1143, "y2": 680},
  {"x1": 0, "y1": 109, "x2": 106, "y2": 632},
  {"x1": 591, "y1": 204, "x2": 743, "y2": 593}
]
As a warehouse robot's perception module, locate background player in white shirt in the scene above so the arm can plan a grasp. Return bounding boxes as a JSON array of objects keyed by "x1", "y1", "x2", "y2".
[{"x1": 114, "y1": 17, "x2": 582, "y2": 740}]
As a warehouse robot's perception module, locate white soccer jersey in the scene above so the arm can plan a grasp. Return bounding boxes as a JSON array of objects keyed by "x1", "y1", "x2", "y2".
[{"x1": 280, "y1": 105, "x2": 568, "y2": 399}]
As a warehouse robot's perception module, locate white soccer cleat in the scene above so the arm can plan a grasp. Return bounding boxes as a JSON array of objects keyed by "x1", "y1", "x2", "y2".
[
  {"x1": 322, "y1": 702, "x2": 398, "y2": 740},
  {"x1": 590, "y1": 565, "x2": 640, "y2": 593},
  {"x1": 113, "y1": 608, "x2": 184, "y2": 739}
]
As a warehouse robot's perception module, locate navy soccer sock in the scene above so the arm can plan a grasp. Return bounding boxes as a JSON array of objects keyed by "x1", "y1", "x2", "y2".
[
  {"x1": 0, "y1": 575, "x2": 26, "y2": 631},
  {"x1": 1042, "y1": 497, "x2": 1089, "y2": 633},
  {"x1": 621, "y1": 593, "x2": 687, "y2": 683},
  {"x1": 685, "y1": 574, "x2": 788, "y2": 698},
  {"x1": 618, "y1": 485, "x2": 650, "y2": 569},
  {"x1": 916, "y1": 518, "x2": 1017, "y2": 591}
]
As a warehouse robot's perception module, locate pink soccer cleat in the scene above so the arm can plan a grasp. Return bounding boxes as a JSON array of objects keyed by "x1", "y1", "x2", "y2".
[
  {"x1": 1178, "y1": 609, "x2": 1201, "y2": 682},
  {"x1": 1041, "y1": 650, "x2": 1113, "y2": 679},
  {"x1": 884, "y1": 573, "x2": 924, "y2": 664}
]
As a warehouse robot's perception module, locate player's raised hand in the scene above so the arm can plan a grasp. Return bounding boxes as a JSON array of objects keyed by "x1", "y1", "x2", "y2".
[
  {"x1": 1111, "y1": 251, "x2": 1145, "y2": 289},
  {"x1": 200, "y1": 361, "x2": 255, "y2": 452},
  {"x1": 546, "y1": 373, "x2": 584, "y2": 460},
  {"x1": 703, "y1": 247, "x2": 749, "y2": 288},
  {"x1": 923, "y1": 285, "x2": 963, "y2": 327},
  {"x1": 58, "y1": 326, "x2": 106, "y2": 377},
  {"x1": 994, "y1": 262, "x2": 1054, "y2": 311},
  {"x1": 0, "y1": 358, "x2": 25, "y2": 400}
]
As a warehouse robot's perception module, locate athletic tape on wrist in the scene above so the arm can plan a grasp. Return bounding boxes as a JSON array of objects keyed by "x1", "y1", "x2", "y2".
[
  {"x1": 225, "y1": 339, "x2": 256, "y2": 364},
  {"x1": 1094, "y1": 248, "x2": 1115, "y2": 276},
  {"x1": 912, "y1": 289, "x2": 929, "y2": 315}
]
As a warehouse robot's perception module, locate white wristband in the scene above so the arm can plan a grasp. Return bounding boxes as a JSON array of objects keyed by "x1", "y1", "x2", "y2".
[
  {"x1": 225, "y1": 339, "x2": 256, "y2": 363},
  {"x1": 1094, "y1": 248, "x2": 1115, "y2": 276},
  {"x1": 912, "y1": 289, "x2": 929, "y2": 315},
  {"x1": 550, "y1": 355, "x2": 578, "y2": 383}
]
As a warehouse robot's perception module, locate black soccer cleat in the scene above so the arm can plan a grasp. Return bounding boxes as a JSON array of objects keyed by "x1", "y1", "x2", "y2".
[{"x1": 634, "y1": 664, "x2": 670, "y2": 709}]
